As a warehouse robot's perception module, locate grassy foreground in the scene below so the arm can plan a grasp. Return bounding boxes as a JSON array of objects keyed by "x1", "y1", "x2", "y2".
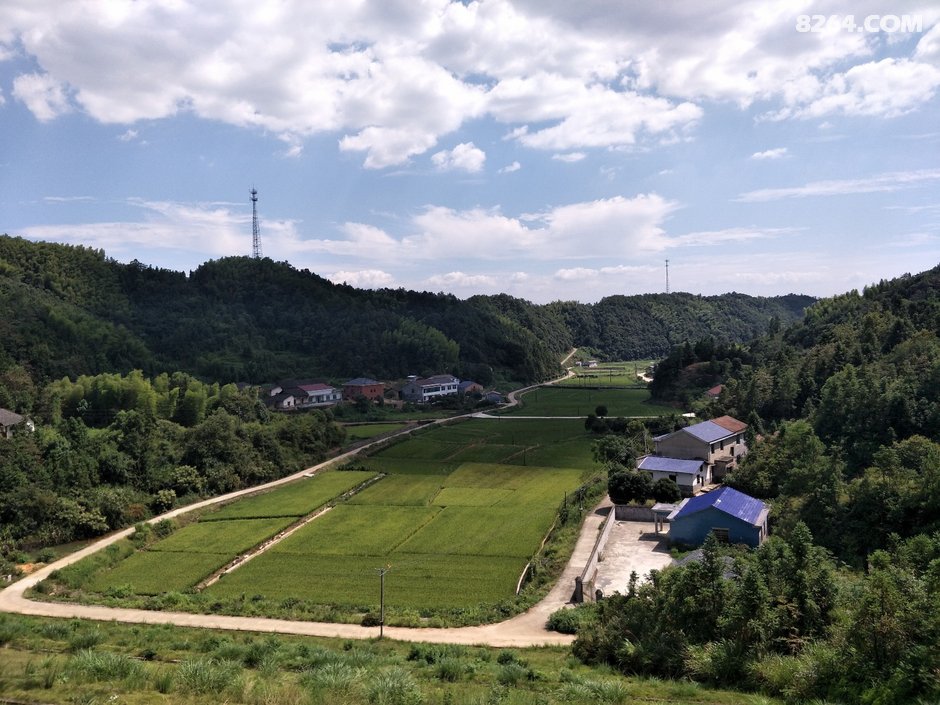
[{"x1": 0, "y1": 613, "x2": 781, "y2": 705}]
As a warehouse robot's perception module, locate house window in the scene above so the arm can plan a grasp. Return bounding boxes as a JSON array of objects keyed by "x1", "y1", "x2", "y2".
[{"x1": 712, "y1": 528, "x2": 730, "y2": 542}]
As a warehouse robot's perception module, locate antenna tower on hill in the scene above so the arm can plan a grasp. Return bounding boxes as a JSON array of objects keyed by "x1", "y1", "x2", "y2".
[
  {"x1": 250, "y1": 187, "x2": 263, "y2": 259},
  {"x1": 665, "y1": 259, "x2": 670, "y2": 294}
]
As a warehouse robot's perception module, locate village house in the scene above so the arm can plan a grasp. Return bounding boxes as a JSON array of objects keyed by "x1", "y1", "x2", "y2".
[
  {"x1": 636, "y1": 415, "x2": 748, "y2": 493},
  {"x1": 666, "y1": 486, "x2": 769, "y2": 548},
  {"x1": 293, "y1": 383, "x2": 342, "y2": 407},
  {"x1": 342, "y1": 377, "x2": 385, "y2": 402},
  {"x1": 400, "y1": 375, "x2": 460, "y2": 403},
  {"x1": 458, "y1": 380, "x2": 484, "y2": 396}
]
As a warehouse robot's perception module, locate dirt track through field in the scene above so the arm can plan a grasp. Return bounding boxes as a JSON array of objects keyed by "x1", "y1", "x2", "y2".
[{"x1": 0, "y1": 360, "x2": 607, "y2": 647}]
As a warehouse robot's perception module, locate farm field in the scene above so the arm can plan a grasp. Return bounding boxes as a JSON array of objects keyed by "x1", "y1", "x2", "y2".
[
  {"x1": 203, "y1": 470, "x2": 375, "y2": 520},
  {"x1": 70, "y1": 418, "x2": 597, "y2": 618},
  {"x1": 343, "y1": 422, "x2": 408, "y2": 441},
  {"x1": 506, "y1": 386, "x2": 675, "y2": 417},
  {"x1": 556, "y1": 360, "x2": 656, "y2": 387}
]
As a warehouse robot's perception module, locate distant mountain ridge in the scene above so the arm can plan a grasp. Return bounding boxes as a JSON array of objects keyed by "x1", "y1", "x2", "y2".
[{"x1": 0, "y1": 235, "x2": 814, "y2": 385}]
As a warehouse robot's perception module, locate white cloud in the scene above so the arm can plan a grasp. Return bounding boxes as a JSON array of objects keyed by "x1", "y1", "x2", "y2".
[
  {"x1": 499, "y1": 161, "x2": 521, "y2": 173},
  {"x1": 552, "y1": 152, "x2": 585, "y2": 163},
  {"x1": 431, "y1": 142, "x2": 486, "y2": 173},
  {"x1": 12, "y1": 73, "x2": 71, "y2": 121},
  {"x1": 118, "y1": 129, "x2": 138, "y2": 142},
  {"x1": 425, "y1": 271, "x2": 497, "y2": 289},
  {"x1": 769, "y1": 58, "x2": 940, "y2": 120},
  {"x1": 672, "y1": 226, "x2": 798, "y2": 246},
  {"x1": 736, "y1": 169, "x2": 940, "y2": 202},
  {"x1": 751, "y1": 147, "x2": 787, "y2": 160},
  {"x1": 329, "y1": 269, "x2": 395, "y2": 288},
  {"x1": 4, "y1": 1, "x2": 939, "y2": 167},
  {"x1": 404, "y1": 193, "x2": 677, "y2": 259}
]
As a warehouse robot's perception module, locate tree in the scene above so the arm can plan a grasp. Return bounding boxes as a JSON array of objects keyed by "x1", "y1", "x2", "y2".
[
  {"x1": 595, "y1": 404, "x2": 608, "y2": 417},
  {"x1": 651, "y1": 477, "x2": 681, "y2": 503},
  {"x1": 608, "y1": 469, "x2": 651, "y2": 504}
]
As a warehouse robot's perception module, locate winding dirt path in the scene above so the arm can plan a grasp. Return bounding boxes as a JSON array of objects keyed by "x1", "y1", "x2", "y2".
[{"x1": 0, "y1": 362, "x2": 599, "y2": 647}]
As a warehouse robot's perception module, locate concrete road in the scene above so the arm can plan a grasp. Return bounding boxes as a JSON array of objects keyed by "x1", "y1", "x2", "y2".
[{"x1": 593, "y1": 521, "x2": 674, "y2": 597}]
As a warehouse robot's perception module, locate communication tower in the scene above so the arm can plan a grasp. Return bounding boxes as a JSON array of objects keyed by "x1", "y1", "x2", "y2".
[
  {"x1": 665, "y1": 259, "x2": 670, "y2": 294},
  {"x1": 250, "y1": 187, "x2": 262, "y2": 259}
]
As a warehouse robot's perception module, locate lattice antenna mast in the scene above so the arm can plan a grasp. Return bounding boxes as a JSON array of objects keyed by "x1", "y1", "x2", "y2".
[
  {"x1": 250, "y1": 187, "x2": 263, "y2": 259},
  {"x1": 665, "y1": 259, "x2": 670, "y2": 294}
]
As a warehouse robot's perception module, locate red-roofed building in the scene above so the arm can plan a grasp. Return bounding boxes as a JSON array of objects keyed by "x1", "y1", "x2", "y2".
[{"x1": 704, "y1": 384, "x2": 723, "y2": 399}]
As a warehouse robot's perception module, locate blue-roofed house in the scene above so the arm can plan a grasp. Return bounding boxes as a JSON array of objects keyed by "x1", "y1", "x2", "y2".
[
  {"x1": 637, "y1": 455, "x2": 707, "y2": 496},
  {"x1": 654, "y1": 415, "x2": 748, "y2": 482},
  {"x1": 667, "y1": 486, "x2": 769, "y2": 547}
]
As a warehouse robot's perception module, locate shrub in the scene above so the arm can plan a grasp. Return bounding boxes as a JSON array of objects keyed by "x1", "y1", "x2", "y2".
[
  {"x1": 651, "y1": 478, "x2": 682, "y2": 503},
  {"x1": 496, "y1": 662, "x2": 532, "y2": 686},
  {"x1": 547, "y1": 605, "x2": 594, "y2": 634},
  {"x1": 365, "y1": 667, "x2": 423, "y2": 705},
  {"x1": 607, "y1": 470, "x2": 651, "y2": 504}
]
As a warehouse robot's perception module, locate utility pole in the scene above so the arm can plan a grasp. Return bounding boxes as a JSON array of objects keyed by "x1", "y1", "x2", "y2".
[
  {"x1": 375, "y1": 565, "x2": 391, "y2": 638},
  {"x1": 250, "y1": 187, "x2": 263, "y2": 259}
]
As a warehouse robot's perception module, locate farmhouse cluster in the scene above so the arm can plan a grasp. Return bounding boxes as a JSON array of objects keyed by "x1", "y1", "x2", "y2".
[
  {"x1": 638, "y1": 415, "x2": 769, "y2": 549},
  {"x1": 261, "y1": 374, "x2": 504, "y2": 410}
]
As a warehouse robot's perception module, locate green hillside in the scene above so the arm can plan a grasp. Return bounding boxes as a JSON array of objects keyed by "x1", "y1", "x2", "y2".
[{"x1": 0, "y1": 235, "x2": 812, "y2": 389}]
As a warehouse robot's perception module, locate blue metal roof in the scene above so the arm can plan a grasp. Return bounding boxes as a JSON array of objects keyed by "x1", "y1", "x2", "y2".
[
  {"x1": 672, "y1": 487, "x2": 767, "y2": 526},
  {"x1": 682, "y1": 420, "x2": 735, "y2": 444},
  {"x1": 638, "y1": 456, "x2": 704, "y2": 475}
]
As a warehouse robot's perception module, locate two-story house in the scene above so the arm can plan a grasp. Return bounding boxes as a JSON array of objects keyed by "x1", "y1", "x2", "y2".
[
  {"x1": 342, "y1": 378, "x2": 385, "y2": 402},
  {"x1": 637, "y1": 415, "x2": 748, "y2": 495},
  {"x1": 401, "y1": 375, "x2": 460, "y2": 403}
]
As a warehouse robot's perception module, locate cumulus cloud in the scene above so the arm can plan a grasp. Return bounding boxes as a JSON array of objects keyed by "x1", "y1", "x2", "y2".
[
  {"x1": 425, "y1": 271, "x2": 497, "y2": 289},
  {"x1": 431, "y1": 142, "x2": 486, "y2": 172},
  {"x1": 751, "y1": 147, "x2": 787, "y2": 160},
  {"x1": 499, "y1": 161, "x2": 521, "y2": 173},
  {"x1": 12, "y1": 73, "x2": 71, "y2": 121},
  {"x1": 329, "y1": 269, "x2": 395, "y2": 288},
  {"x1": 11, "y1": 2, "x2": 934, "y2": 167}
]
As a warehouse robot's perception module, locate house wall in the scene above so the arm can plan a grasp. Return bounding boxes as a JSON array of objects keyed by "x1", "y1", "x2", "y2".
[
  {"x1": 657, "y1": 432, "x2": 748, "y2": 466},
  {"x1": 656, "y1": 434, "x2": 709, "y2": 460},
  {"x1": 669, "y1": 507, "x2": 762, "y2": 548},
  {"x1": 343, "y1": 384, "x2": 384, "y2": 401},
  {"x1": 644, "y1": 467, "x2": 712, "y2": 496},
  {"x1": 401, "y1": 382, "x2": 423, "y2": 402}
]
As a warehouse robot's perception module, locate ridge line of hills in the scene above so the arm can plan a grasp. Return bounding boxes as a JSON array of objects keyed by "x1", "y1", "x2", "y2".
[{"x1": 0, "y1": 235, "x2": 814, "y2": 387}]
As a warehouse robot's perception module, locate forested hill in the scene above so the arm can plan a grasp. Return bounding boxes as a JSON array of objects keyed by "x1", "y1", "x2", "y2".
[{"x1": 0, "y1": 235, "x2": 810, "y2": 387}]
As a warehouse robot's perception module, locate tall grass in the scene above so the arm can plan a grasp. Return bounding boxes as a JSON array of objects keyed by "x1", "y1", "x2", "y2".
[
  {"x1": 176, "y1": 657, "x2": 244, "y2": 695},
  {"x1": 68, "y1": 649, "x2": 145, "y2": 683}
]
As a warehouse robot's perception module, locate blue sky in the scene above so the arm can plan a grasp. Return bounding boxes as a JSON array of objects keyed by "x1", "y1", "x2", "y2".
[{"x1": 1, "y1": 1, "x2": 938, "y2": 303}]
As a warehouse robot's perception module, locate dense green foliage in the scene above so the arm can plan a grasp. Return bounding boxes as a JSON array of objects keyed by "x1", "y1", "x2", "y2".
[
  {"x1": 0, "y1": 370, "x2": 344, "y2": 566},
  {"x1": 587, "y1": 264, "x2": 940, "y2": 703},
  {"x1": 0, "y1": 235, "x2": 809, "y2": 392}
]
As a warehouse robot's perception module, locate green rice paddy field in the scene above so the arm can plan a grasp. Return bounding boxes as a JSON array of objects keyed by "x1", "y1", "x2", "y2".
[
  {"x1": 83, "y1": 419, "x2": 598, "y2": 612},
  {"x1": 507, "y1": 386, "x2": 676, "y2": 417}
]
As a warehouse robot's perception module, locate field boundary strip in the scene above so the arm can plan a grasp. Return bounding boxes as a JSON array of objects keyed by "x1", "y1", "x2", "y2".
[{"x1": 195, "y1": 472, "x2": 386, "y2": 590}]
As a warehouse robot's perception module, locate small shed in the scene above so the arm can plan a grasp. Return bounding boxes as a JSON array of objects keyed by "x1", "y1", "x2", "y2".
[
  {"x1": 666, "y1": 486, "x2": 769, "y2": 548},
  {"x1": 637, "y1": 455, "x2": 708, "y2": 496},
  {"x1": 0, "y1": 408, "x2": 25, "y2": 439}
]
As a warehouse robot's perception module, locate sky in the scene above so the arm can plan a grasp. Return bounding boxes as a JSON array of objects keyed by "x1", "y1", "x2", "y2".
[{"x1": 1, "y1": 1, "x2": 939, "y2": 304}]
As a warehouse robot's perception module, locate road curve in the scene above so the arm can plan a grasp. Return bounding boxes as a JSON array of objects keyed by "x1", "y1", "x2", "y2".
[{"x1": 0, "y1": 366, "x2": 598, "y2": 647}]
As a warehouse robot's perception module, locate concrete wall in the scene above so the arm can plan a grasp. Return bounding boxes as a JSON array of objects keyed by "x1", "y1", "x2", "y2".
[
  {"x1": 575, "y1": 508, "x2": 616, "y2": 603},
  {"x1": 614, "y1": 505, "x2": 656, "y2": 521}
]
